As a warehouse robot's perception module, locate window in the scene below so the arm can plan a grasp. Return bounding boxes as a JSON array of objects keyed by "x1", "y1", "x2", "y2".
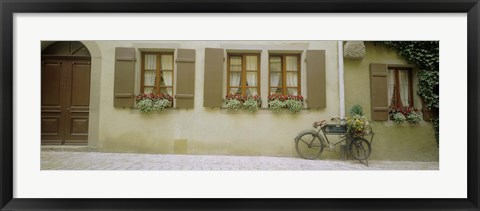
[
  {"x1": 269, "y1": 54, "x2": 301, "y2": 95},
  {"x1": 141, "y1": 52, "x2": 174, "y2": 95},
  {"x1": 388, "y1": 68, "x2": 413, "y2": 108},
  {"x1": 227, "y1": 54, "x2": 260, "y2": 96}
]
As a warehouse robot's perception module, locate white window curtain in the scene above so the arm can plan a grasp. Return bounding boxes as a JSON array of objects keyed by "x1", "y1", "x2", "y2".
[
  {"x1": 161, "y1": 55, "x2": 173, "y2": 70},
  {"x1": 286, "y1": 56, "x2": 297, "y2": 71},
  {"x1": 399, "y1": 70, "x2": 410, "y2": 107},
  {"x1": 246, "y1": 56, "x2": 257, "y2": 71},
  {"x1": 246, "y1": 56, "x2": 258, "y2": 96},
  {"x1": 286, "y1": 73, "x2": 298, "y2": 95},
  {"x1": 145, "y1": 55, "x2": 156, "y2": 70},
  {"x1": 162, "y1": 71, "x2": 173, "y2": 95},
  {"x1": 161, "y1": 55, "x2": 174, "y2": 95},
  {"x1": 144, "y1": 87, "x2": 153, "y2": 94},
  {"x1": 246, "y1": 72, "x2": 257, "y2": 96},
  {"x1": 144, "y1": 71, "x2": 156, "y2": 86},
  {"x1": 388, "y1": 69, "x2": 395, "y2": 107},
  {"x1": 286, "y1": 56, "x2": 298, "y2": 95},
  {"x1": 270, "y1": 57, "x2": 282, "y2": 94},
  {"x1": 230, "y1": 57, "x2": 242, "y2": 94},
  {"x1": 144, "y1": 55, "x2": 157, "y2": 93}
]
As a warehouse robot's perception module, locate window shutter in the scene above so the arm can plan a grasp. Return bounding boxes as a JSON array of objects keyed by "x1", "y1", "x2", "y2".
[
  {"x1": 370, "y1": 63, "x2": 389, "y2": 120},
  {"x1": 175, "y1": 49, "x2": 196, "y2": 109},
  {"x1": 203, "y1": 48, "x2": 224, "y2": 107},
  {"x1": 114, "y1": 47, "x2": 135, "y2": 108},
  {"x1": 306, "y1": 50, "x2": 326, "y2": 109}
]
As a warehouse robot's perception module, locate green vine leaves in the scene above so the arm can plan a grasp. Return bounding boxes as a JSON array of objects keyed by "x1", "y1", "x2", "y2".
[{"x1": 371, "y1": 41, "x2": 439, "y2": 145}]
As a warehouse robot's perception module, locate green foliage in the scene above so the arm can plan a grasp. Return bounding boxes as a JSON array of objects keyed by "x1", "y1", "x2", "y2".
[
  {"x1": 268, "y1": 99, "x2": 285, "y2": 112},
  {"x1": 224, "y1": 99, "x2": 242, "y2": 111},
  {"x1": 392, "y1": 112, "x2": 406, "y2": 124},
  {"x1": 267, "y1": 94, "x2": 304, "y2": 113},
  {"x1": 137, "y1": 98, "x2": 171, "y2": 114},
  {"x1": 152, "y1": 99, "x2": 172, "y2": 111},
  {"x1": 137, "y1": 99, "x2": 155, "y2": 114},
  {"x1": 349, "y1": 104, "x2": 364, "y2": 116},
  {"x1": 242, "y1": 98, "x2": 260, "y2": 113},
  {"x1": 406, "y1": 111, "x2": 422, "y2": 124},
  {"x1": 136, "y1": 93, "x2": 173, "y2": 114},
  {"x1": 389, "y1": 107, "x2": 422, "y2": 125},
  {"x1": 372, "y1": 41, "x2": 439, "y2": 144},
  {"x1": 432, "y1": 117, "x2": 439, "y2": 146},
  {"x1": 285, "y1": 99, "x2": 303, "y2": 114},
  {"x1": 418, "y1": 71, "x2": 439, "y2": 108},
  {"x1": 379, "y1": 41, "x2": 439, "y2": 72},
  {"x1": 224, "y1": 94, "x2": 261, "y2": 112},
  {"x1": 346, "y1": 114, "x2": 370, "y2": 136}
]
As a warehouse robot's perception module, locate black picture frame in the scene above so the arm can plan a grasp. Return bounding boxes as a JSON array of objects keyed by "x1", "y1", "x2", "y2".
[{"x1": 1, "y1": 0, "x2": 479, "y2": 210}]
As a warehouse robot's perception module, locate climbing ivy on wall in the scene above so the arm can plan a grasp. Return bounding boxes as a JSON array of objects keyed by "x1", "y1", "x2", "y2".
[{"x1": 372, "y1": 41, "x2": 439, "y2": 145}]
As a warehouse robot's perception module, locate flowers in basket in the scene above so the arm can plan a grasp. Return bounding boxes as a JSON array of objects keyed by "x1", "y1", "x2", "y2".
[
  {"x1": 135, "y1": 93, "x2": 173, "y2": 114},
  {"x1": 346, "y1": 114, "x2": 370, "y2": 137},
  {"x1": 267, "y1": 94, "x2": 304, "y2": 113},
  {"x1": 345, "y1": 105, "x2": 371, "y2": 137}
]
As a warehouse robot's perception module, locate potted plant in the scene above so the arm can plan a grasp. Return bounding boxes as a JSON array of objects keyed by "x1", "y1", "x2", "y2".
[
  {"x1": 242, "y1": 95, "x2": 261, "y2": 112},
  {"x1": 267, "y1": 94, "x2": 286, "y2": 112},
  {"x1": 389, "y1": 106, "x2": 422, "y2": 124},
  {"x1": 135, "y1": 93, "x2": 173, "y2": 114},
  {"x1": 405, "y1": 109, "x2": 422, "y2": 124},
  {"x1": 350, "y1": 104, "x2": 364, "y2": 116},
  {"x1": 267, "y1": 94, "x2": 304, "y2": 113},
  {"x1": 284, "y1": 95, "x2": 304, "y2": 114},
  {"x1": 224, "y1": 94, "x2": 243, "y2": 111},
  {"x1": 346, "y1": 114, "x2": 370, "y2": 137},
  {"x1": 346, "y1": 105, "x2": 370, "y2": 137}
]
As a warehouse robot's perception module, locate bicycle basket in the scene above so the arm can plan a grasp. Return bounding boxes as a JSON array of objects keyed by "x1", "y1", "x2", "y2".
[{"x1": 322, "y1": 124, "x2": 348, "y2": 135}]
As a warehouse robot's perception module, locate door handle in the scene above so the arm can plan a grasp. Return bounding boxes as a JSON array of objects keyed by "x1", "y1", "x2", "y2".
[{"x1": 66, "y1": 108, "x2": 71, "y2": 111}]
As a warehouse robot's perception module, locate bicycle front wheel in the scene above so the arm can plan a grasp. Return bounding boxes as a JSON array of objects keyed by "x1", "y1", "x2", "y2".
[
  {"x1": 295, "y1": 131, "x2": 324, "y2": 160},
  {"x1": 349, "y1": 137, "x2": 372, "y2": 160}
]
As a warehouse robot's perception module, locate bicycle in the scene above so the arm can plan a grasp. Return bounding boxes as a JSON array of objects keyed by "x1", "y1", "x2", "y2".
[{"x1": 294, "y1": 117, "x2": 374, "y2": 165}]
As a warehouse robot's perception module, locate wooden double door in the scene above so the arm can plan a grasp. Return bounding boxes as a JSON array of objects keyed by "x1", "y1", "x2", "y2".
[{"x1": 41, "y1": 58, "x2": 91, "y2": 145}]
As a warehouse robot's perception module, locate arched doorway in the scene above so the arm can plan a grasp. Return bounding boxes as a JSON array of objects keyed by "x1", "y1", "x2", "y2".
[{"x1": 41, "y1": 41, "x2": 91, "y2": 145}]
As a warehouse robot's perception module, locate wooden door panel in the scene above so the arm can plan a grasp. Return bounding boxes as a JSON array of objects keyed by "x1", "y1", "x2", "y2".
[
  {"x1": 41, "y1": 61, "x2": 63, "y2": 106},
  {"x1": 64, "y1": 60, "x2": 91, "y2": 143},
  {"x1": 41, "y1": 60, "x2": 66, "y2": 143},
  {"x1": 41, "y1": 59, "x2": 91, "y2": 145},
  {"x1": 41, "y1": 114, "x2": 63, "y2": 144},
  {"x1": 70, "y1": 61, "x2": 91, "y2": 106},
  {"x1": 63, "y1": 113, "x2": 89, "y2": 144}
]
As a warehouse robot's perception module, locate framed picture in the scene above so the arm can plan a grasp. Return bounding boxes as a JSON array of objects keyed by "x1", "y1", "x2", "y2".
[{"x1": 1, "y1": 0, "x2": 479, "y2": 210}]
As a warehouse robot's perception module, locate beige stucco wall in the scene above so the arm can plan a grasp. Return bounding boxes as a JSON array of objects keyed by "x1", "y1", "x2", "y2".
[
  {"x1": 344, "y1": 42, "x2": 438, "y2": 161},
  {"x1": 80, "y1": 40, "x2": 438, "y2": 161},
  {"x1": 90, "y1": 41, "x2": 342, "y2": 159}
]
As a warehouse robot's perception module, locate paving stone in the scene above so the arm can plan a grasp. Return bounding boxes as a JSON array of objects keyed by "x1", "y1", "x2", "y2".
[{"x1": 40, "y1": 151, "x2": 439, "y2": 171}]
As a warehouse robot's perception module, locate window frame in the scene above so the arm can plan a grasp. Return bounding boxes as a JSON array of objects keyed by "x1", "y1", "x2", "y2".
[
  {"x1": 226, "y1": 53, "x2": 261, "y2": 96},
  {"x1": 268, "y1": 54, "x2": 301, "y2": 96},
  {"x1": 140, "y1": 51, "x2": 175, "y2": 95},
  {"x1": 389, "y1": 67, "x2": 414, "y2": 108}
]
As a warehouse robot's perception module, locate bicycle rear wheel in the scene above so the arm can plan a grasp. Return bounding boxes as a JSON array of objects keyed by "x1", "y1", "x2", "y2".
[
  {"x1": 295, "y1": 131, "x2": 324, "y2": 160},
  {"x1": 349, "y1": 137, "x2": 371, "y2": 160}
]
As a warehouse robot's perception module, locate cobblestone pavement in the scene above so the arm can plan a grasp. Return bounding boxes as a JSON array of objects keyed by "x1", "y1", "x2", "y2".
[{"x1": 41, "y1": 151, "x2": 439, "y2": 170}]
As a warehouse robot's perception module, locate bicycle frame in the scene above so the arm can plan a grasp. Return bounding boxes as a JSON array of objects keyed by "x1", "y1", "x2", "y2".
[{"x1": 314, "y1": 125, "x2": 353, "y2": 148}]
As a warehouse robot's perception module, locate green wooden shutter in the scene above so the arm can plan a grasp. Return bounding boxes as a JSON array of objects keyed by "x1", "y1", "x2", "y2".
[
  {"x1": 113, "y1": 47, "x2": 135, "y2": 108},
  {"x1": 175, "y1": 49, "x2": 196, "y2": 109},
  {"x1": 370, "y1": 63, "x2": 389, "y2": 120},
  {"x1": 203, "y1": 48, "x2": 224, "y2": 107},
  {"x1": 306, "y1": 50, "x2": 326, "y2": 109}
]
